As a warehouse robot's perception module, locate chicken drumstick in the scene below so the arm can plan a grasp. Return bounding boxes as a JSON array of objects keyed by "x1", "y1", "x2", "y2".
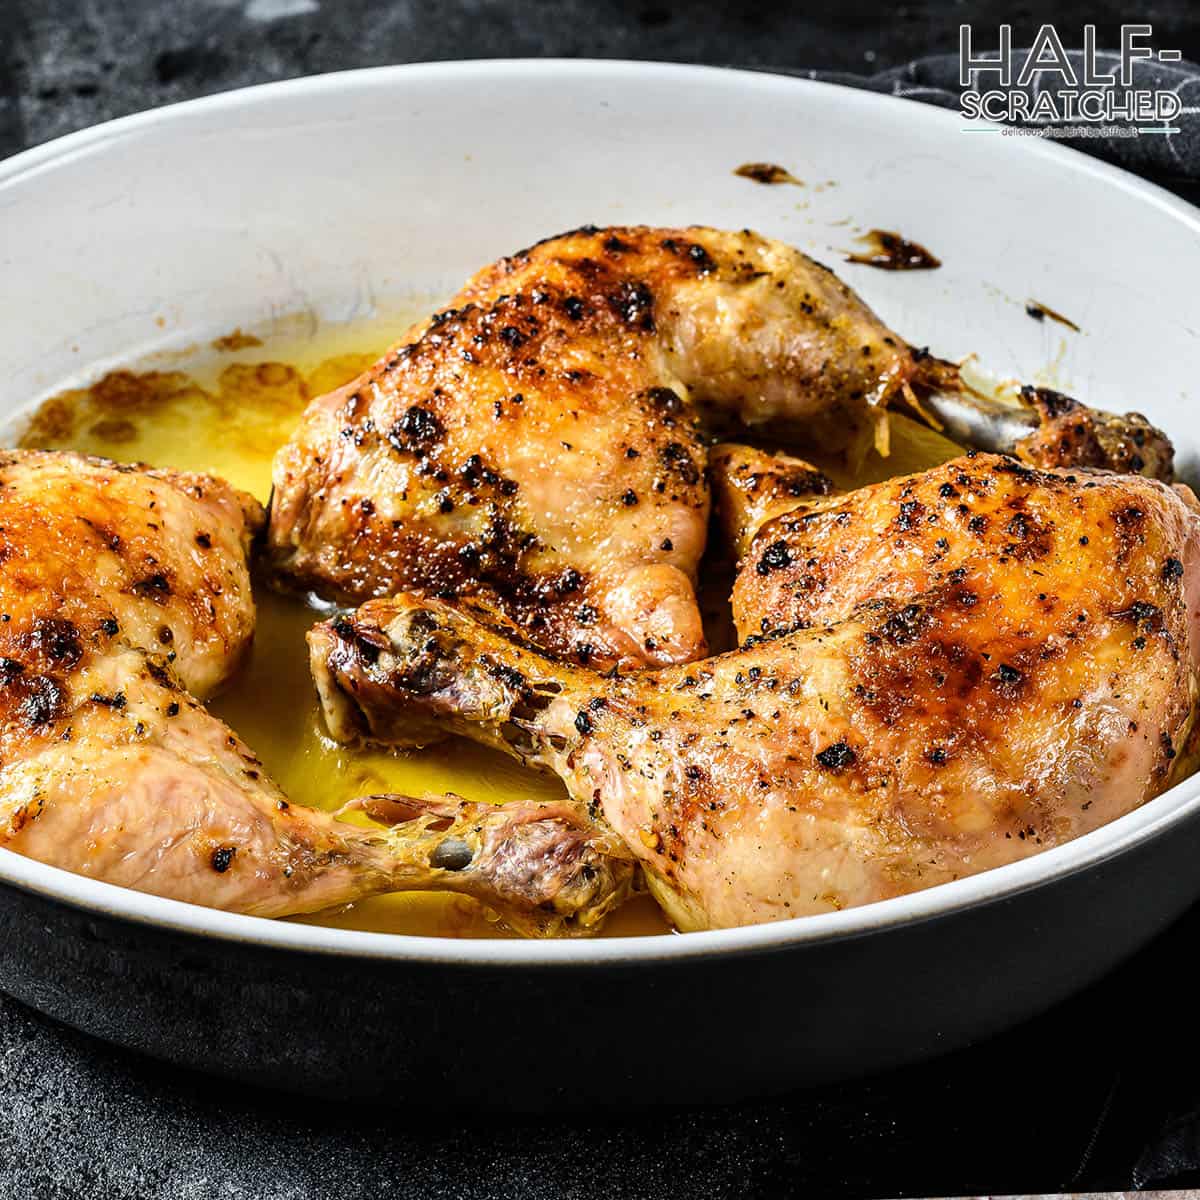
[{"x1": 0, "y1": 450, "x2": 634, "y2": 934}]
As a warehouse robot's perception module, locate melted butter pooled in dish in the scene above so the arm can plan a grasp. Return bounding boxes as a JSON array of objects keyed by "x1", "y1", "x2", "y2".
[{"x1": 18, "y1": 316, "x2": 958, "y2": 937}]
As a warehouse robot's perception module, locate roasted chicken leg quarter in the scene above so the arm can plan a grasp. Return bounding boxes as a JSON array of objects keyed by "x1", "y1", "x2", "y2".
[
  {"x1": 270, "y1": 224, "x2": 1173, "y2": 672},
  {"x1": 0, "y1": 450, "x2": 635, "y2": 934},
  {"x1": 312, "y1": 454, "x2": 1200, "y2": 931}
]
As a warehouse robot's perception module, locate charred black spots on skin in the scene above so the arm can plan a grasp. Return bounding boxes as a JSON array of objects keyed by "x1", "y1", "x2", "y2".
[
  {"x1": 145, "y1": 660, "x2": 173, "y2": 688},
  {"x1": 895, "y1": 500, "x2": 925, "y2": 531},
  {"x1": 131, "y1": 573, "x2": 171, "y2": 603},
  {"x1": 816, "y1": 741, "x2": 857, "y2": 772},
  {"x1": 756, "y1": 540, "x2": 792, "y2": 575},
  {"x1": 741, "y1": 620, "x2": 810, "y2": 650},
  {"x1": 7, "y1": 673, "x2": 67, "y2": 728},
  {"x1": 387, "y1": 406, "x2": 444, "y2": 453},
  {"x1": 486, "y1": 662, "x2": 526, "y2": 692},
  {"x1": 1003, "y1": 505, "x2": 1051, "y2": 560},
  {"x1": 781, "y1": 467, "x2": 833, "y2": 498},
  {"x1": 1021, "y1": 385, "x2": 1078, "y2": 420},
  {"x1": 1163, "y1": 557, "x2": 1185, "y2": 584},
  {"x1": 81, "y1": 518, "x2": 123, "y2": 553},
  {"x1": 685, "y1": 243, "x2": 717, "y2": 275},
  {"x1": 459, "y1": 454, "x2": 487, "y2": 485},
  {"x1": 210, "y1": 846, "x2": 236, "y2": 873},
  {"x1": 1007, "y1": 512, "x2": 1032, "y2": 539},
  {"x1": 608, "y1": 280, "x2": 655, "y2": 331},
  {"x1": 331, "y1": 617, "x2": 386, "y2": 667},
  {"x1": 646, "y1": 386, "x2": 681, "y2": 410},
  {"x1": 876, "y1": 603, "x2": 931, "y2": 647},
  {"x1": 991, "y1": 663, "x2": 1025, "y2": 694},
  {"x1": 1114, "y1": 600, "x2": 1164, "y2": 633},
  {"x1": 25, "y1": 617, "x2": 82, "y2": 670},
  {"x1": 660, "y1": 237, "x2": 718, "y2": 275},
  {"x1": 555, "y1": 568, "x2": 583, "y2": 596},
  {"x1": 394, "y1": 650, "x2": 448, "y2": 698},
  {"x1": 660, "y1": 442, "x2": 700, "y2": 486},
  {"x1": 1106, "y1": 503, "x2": 1149, "y2": 561},
  {"x1": 1162, "y1": 731, "x2": 1178, "y2": 762}
]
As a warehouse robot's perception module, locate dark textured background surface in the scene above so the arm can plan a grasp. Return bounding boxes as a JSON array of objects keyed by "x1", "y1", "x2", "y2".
[
  {"x1": 6, "y1": 0, "x2": 1200, "y2": 156},
  {"x1": 4, "y1": 2, "x2": 1200, "y2": 1196}
]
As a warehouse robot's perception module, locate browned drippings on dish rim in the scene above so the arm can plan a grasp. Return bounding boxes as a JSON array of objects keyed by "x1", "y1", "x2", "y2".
[
  {"x1": 1025, "y1": 299, "x2": 1082, "y2": 332},
  {"x1": 846, "y1": 229, "x2": 942, "y2": 271},
  {"x1": 212, "y1": 328, "x2": 265, "y2": 351},
  {"x1": 734, "y1": 161, "x2": 804, "y2": 186}
]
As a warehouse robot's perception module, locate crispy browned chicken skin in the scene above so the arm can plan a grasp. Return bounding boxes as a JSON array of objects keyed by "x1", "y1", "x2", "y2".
[
  {"x1": 270, "y1": 223, "x2": 916, "y2": 669},
  {"x1": 268, "y1": 226, "x2": 1173, "y2": 671},
  {"x1": 0, "y1": 450, "x2": 634, "y2": 933},
  {"x1": 7, "y1": 225, "x2": 1181, "y2": 935},
  {"x1": 265, "y1": 227, "x2": 906, "y2": 673},
  {"x1": 312, "y1": 454, "x2": 1200, "y2": 930}
]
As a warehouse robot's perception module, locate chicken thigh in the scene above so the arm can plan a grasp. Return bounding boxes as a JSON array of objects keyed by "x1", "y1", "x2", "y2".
[
  {"x1": 0, "y1": 450, "x2": 634, "y2": 933},
  {"x1": 310, "y1": 454, "x2": 1200, "y2": 931},
  {"x1": 269, "y1": 225, "x2": 1174, "y2": 671}
]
